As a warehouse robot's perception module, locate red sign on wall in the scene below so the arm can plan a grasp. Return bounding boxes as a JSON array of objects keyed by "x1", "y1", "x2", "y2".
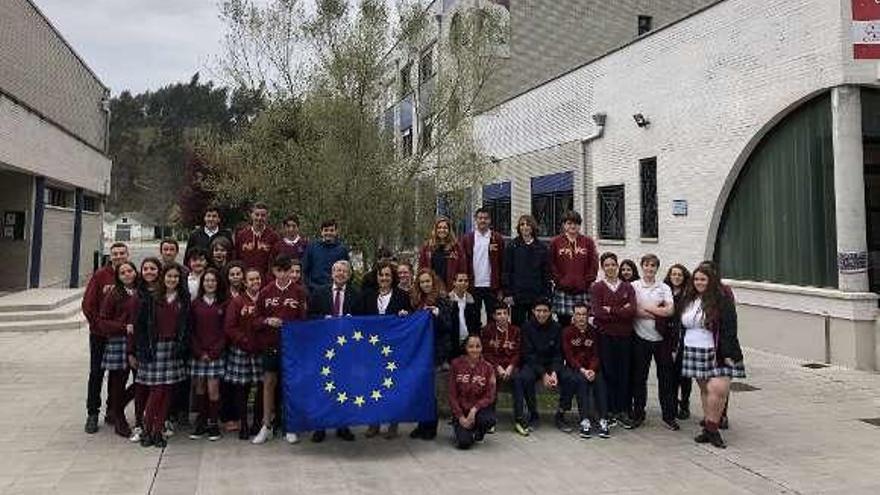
[{"x1": 853, "y1": 0, "x2": 880, "y2": 59}]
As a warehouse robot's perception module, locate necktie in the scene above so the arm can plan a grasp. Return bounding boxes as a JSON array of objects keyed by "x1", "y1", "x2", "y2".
[{"x1": 333, "y1": 288, "x2": 342, "y2": 316}]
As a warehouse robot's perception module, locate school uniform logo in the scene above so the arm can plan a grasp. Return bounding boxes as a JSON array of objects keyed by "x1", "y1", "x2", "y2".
[
  {"x1": 456, "y1": 373, "x2": 487, "y2": 387},
  {"x1": 264, "y1": 297, "x2": 301, "y2": 309}
]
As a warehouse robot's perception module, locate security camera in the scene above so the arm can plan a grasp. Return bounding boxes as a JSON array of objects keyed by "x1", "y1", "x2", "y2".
[
  {"x1": 592, "y1": 113, "x2": 607, "y2": 126},
  {"x1": 633, "y1": 113, "x2": 650, "y2": 128}
]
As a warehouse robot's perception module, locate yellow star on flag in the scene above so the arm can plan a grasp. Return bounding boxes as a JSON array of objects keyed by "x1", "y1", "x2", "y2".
[
  {"x1": 352, "y1": 330, "x2": 364, "y2": 341},
  {"x1": 354, "y1": 396, "x2": 365, "y2": 407},
  {"x1": 337, "y1": 392, "x2": 348, "y2": 404},
  {"x1": 336, "y1": 335, "x2": 347, "y2": 346},
  {"x1": 324, "y1": 381, "x2": 335, "y2": 393},
  {"x1": 383, "y1": 377, "x2": 394, "y2": 389},
  {"x1": 386, "y1": 361, "x2": 397, "y2": 372},
  {"x1": 381, "y1": 345, "x2": 392, "y2": 357},
  {"x1": 325, "y1": 348, "x2": 336, "y2": 360},
  {"x1": 371, "y1": 390, "x2": 382, "y2": 401},
  {"x1": 320, "y1": 366, "x2": 331, "y2": 377},
  {"x1": 368, "y1": 334, "x2": 379, "y2": 345}
]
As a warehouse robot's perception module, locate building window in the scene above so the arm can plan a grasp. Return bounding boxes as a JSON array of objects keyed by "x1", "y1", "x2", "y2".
[
  {"x1": 638, "y1": 15, "x2": 653, "y2": 35},
  {"x1": 45, "y1": 187, "x2": 70, "y2": 208},
  {"x1": 438, "y1": 188, "x2": 473, "y2": 234},
  {"x1": 597, "y1": 185, "x2": 626, "y2": 240},
  {"x1": 401, "y1": 127, "x2": 413, "y2": 157},
  {"x1": 419, "y1": 46, "x2": 434, "y2": 84},
  {"x1": 400, "y1": 63, "x2": 413, "y2": 96},
  {"x1": 419, "y1": 117, "x2": 433, "y2": 152},
  {"x1": 83, "y1": 196, "x2": 99, "y2": 213},
  {"x1": 640, "y1": 158, "x2": 658, "y2": 238},
  {"x1": 531, "y1": 171, "x2": 574, "y2": 237},
  {"x1": 482, "y1": 182, "x2": 511, "y2": 236}
]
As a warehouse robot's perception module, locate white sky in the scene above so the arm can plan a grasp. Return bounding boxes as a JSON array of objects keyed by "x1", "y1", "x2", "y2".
[{"x1": 34, "y1": 0, "x2": 226, "y2": 95}]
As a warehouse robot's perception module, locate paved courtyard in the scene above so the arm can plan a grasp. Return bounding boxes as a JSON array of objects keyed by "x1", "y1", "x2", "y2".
[{"x1": 0, "y1": 326, "x2": 879, "y2": 495}]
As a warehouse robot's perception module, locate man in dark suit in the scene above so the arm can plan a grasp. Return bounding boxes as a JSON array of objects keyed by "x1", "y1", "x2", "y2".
[
  {"x1": 186, "y1": 206, "x2": 233, "y2": 261},
  {"x1": 307, "y1": 259, "x2": 363, "y2": 442}
]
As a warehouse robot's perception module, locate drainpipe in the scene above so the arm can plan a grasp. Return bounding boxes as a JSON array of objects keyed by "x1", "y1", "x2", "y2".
[{"x1": 581, "y1": 112, "x2": 606, "y2": 236}]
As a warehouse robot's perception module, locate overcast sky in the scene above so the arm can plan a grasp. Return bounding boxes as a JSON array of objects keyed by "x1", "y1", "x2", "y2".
[{"x1": 34, "y1": 0, "x2": 226, "y2": 95}]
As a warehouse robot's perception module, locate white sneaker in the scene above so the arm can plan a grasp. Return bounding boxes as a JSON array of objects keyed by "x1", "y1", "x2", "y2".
[
  {"x1": 163, "y1": 420, "x2": 175, "y2": 437},
  {"x1": 129, "y1": 427, "x2": 143, "y2": 443},
  {"x1": 285, "y1": 432, "x2": 299, "y2": 444},
  {"x1": 252, "y1": 425, "x2": 272, "y2": 445}
]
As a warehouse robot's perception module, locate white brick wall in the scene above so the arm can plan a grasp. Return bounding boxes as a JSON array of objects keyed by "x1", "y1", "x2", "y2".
[
  {"x1": 0, "y1": 95, "x2": 111, "y2": 194},
  {"x1": 476, "y1": 0, "x2": 872, "y2": 271}
]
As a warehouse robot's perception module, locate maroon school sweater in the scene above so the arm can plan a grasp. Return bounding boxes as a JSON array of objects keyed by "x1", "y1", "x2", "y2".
[
  {"x1": 480, "y1": 321, "x2": 521, "y2": 369},
  {"x1": 83, "y1": 265, "x2": 116, "y2": 333},
  {"x1": 256, "y1": 280, "x2": 308, "y2": 350},
  {"x1": 156, "y1": 297, "x2": 183, "y2": 340},
  {"x1": 224, "y1": 293, "x2": 261, "y2": 354},
  {"x1": 190, "y1": 297, "x2": 226, "y2": 360},
  {"x1": 562, "y1": 324, "x2": 600, "y2": 372},
  {"x1": 234, "y1": 226, "x2": 281, "y2": 277},
  {"x1": 448, "y1": 356, "x2": 497, "y2": 418},
  {"x1": 549, "y1": 234, "x2": 598, "y2": 294},
  {"x1": 589, "y1": 280, "x2": 636, "y2": 337},
  {"x1": 97, "y1": 289, "x2": 141, "y2": 337},
  {"x1": 459, "y1": 231, "x2": 504, "y2": 291}
]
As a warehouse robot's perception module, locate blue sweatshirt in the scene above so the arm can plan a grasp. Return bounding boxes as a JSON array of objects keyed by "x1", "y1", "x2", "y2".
[{"x1": 302, "y1": 238, "x2": 350, "y2": 291}]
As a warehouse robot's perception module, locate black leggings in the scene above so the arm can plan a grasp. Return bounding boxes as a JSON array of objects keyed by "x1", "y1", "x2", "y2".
[{"x1": 599, "y1": 334, "x2": 632, "y2": 416}]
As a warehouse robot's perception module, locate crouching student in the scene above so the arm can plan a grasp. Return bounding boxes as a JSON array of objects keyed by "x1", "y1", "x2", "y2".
[
  {"x1": 479, "y1": 304, "x2": 522, "y2": 433},
  {"x1": 449, "y1": 335, "x2": 497, "y2": 449},
  {"x1": 188, "y1": 268, "x2": 227, "y2": 441},
  {"x1": 130, "y1": 263, "x2": 190, "y2": 448},
  {"x1": 224, "y1": 268, "x2": 265, "y2": 440},
  {"x1": 561, "y1": 303, "x2": 609, "y2": 439},
  {"x1": 97, "y1": 261, "x2": 141, "y2": 438},
  {"x1": 254, "y1": 256, "x2": 308, "y2": 445},
  {"x1": 515, "y1": 298, "x2": 564, "y2": 435}
]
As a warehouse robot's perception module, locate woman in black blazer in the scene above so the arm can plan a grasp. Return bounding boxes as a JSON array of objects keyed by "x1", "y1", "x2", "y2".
[{"x1": 361, "y1": 260, "x2": 411, "y2": 439}]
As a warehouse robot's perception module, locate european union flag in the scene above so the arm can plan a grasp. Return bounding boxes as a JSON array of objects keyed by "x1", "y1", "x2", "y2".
[{"x1": 281, "y1": 310, "x2": 437, "y2": 432}]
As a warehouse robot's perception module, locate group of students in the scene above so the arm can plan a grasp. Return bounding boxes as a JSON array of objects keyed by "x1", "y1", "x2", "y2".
[{"x1": 81, "y1": 202, "x2": 744, "y2": 451}]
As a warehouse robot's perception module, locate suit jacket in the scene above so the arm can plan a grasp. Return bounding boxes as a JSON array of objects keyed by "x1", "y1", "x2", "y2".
[
  {"x1": 308, "y1": 283, "x2": 364, "y2": 318},
  {"x1": 360, "y1": 287, "x2": 412, "y2": 316}
]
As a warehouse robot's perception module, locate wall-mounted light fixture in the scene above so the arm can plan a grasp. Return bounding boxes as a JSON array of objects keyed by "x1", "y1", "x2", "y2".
[{"x1": 633, "y1": 113, "x2": 650, "y2": 128}]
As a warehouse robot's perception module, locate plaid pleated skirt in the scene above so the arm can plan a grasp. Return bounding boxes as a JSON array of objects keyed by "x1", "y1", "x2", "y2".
[
  {"x1": 224, "y1": 346, "x2": 263, "y2": 384},
  {"x1": 681, "y1": 346, "x2": 746, "y2": 380},
  {"x1": 190, "y1": 355, "x2": 226, "y2": 379},
  {"x1": 101, "y1": 336, "x2": 128, "y2": 371},
  {"x1": 135, "y1": 340, "x2": 186, "y2": 385},
  {"x1": 553, "y1": 289, "x2": 588, "y2": 317}
]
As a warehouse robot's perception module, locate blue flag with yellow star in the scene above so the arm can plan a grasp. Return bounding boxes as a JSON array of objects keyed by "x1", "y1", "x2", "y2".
[{"x1": 281, "y1": 310, "x2": 437, "y2": 431}]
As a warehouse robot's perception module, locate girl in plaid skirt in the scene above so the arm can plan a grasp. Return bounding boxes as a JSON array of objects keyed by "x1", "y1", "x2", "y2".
[
  {"x1": 189, "y1": 268, "x2": 228, "y2": 441},
  {"x1": 130, "y1": 263, "x2": 190, "y2": 448},
  {"x1": 678, "y1": 264, "x2": 745, "y2": 449},
  {"x1": 224, "y1": 267, "x2": 265, "y2": 440},
  {"x1": 97, "y1": 261, "x2": 141, "y2": 438}
]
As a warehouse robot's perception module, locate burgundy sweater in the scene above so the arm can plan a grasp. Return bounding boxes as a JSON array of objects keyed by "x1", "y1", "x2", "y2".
[
  {"x1": 156, "y1": 297, "x2": 183, "y2": 340},
  {"x1": 459, "y1": 231, "x2": 505, "y2": 291},
  {"x1": 448, "y1": 356, "x2": 497, "y2": 418},
  {"x1": 549, "y1": 234, "x2": 598, "y2": 294},
  {"x1": 480, "y1": 321, "x2": 521, "y2": 369},
  {"x1": 418, "y1": 242, "x2": 463, "y2": 292},
  {"x1": 589, "y1": 280, "x2": 636, "y2": 337},
  {"x1": 96, "y1": 289, "x2": 140, "y2": 337},
  {"x1": 256, "y1": 281, "x2": 308, "y2": 350},
  {"x1": 224, "y1": 293, "x2": 261, "y2": 354},
  {"x1": 562, "y1": 324, "x2": 600, "y2": 372},
  {"x1": 190, "y1": 297, "x2": 226, "y2": 360},
  {"x1": 234, "y1": 226, "x2": 281, "y2": 277},
  {"x1": 83, "y1": 266, "x2": 116, "y2": 333},
  {"x1": 271, "y1": 237, "x2": 309, "y2": 262}
]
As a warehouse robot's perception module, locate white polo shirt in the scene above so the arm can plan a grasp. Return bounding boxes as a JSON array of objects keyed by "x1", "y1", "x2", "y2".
[
  {"x1": 472, "y1": 230, "x2": 492, "y2": 288},
  {"x1": 632, "y1": 279, "x2": 673, "y2": 342}
]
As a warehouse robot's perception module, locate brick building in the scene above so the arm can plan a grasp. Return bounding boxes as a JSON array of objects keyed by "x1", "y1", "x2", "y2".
[
  {"x1": 474, "y1": 0, "x2": 880, "y2": 369},
  {"x1": 0, "y1": 0, "x2": 112, "y2": 290}
]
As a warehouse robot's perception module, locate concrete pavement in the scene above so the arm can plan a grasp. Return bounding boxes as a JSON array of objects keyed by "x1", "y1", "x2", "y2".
[{"x1": 1, "y1": 326, "x2": 879, "y2": 495}]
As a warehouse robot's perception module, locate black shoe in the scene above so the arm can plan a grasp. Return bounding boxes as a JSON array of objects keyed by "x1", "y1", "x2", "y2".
[
  {"x1": 153, "y1": 433, "x2": 167, "y2": 448},
  {"x1": 474, "y1": 430, "x2": 485, "y2": 443},
  {"x1": 554, "y1": 412, "x2": 573, "y2": 433},
  {"x1": 104, "y1": 413, "x2": 115, "y2": 426},
  {"x1": 628, "y1": 416, "x2": 644, "y2": 429},
  {"x1": 677, "y1": 404, "x2": 690, "y2": 420},
  {"x1": 420, "y1": 429, "x2": 437, "y2": 440},
  {"x1": 207, "y1": 424, "x2": 222, "y2": 441},
  {"x1": 709, "y1": 431, "x2": 727, "y2": 449},
  {"x1": 84, "y1": 414, "x2": 99, "y2": 434},
  {"x1": 694, "y1": 429, "x2": 711, "y2": 444},
  {"x1": 618, "y1": 415, "x2": 635, "y2": 429},
  {"x1": 238, "y1": 427, "x2": 250, "y2": 441},
  {"x1": 720, "y1": 416, "x2": 729, "y2": 430},
  {"x1": 409, "y1": 426, "x2": 424, "y2": 439},
  {"x1": 663, "y1": 418, "x2": 681, "y2": 431},
  {"x1": 311, "y1": 430, "x2": 326, "y2": 443},
  {"x1": 189, "y1": 422, "x2": 207, "y2": 440},
  {"x1": 336, "y1": 428, "x2": 355, "y2": 442},
  {"x1": 140, "y1": 431, "x2": 155, "y2": 448}
]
